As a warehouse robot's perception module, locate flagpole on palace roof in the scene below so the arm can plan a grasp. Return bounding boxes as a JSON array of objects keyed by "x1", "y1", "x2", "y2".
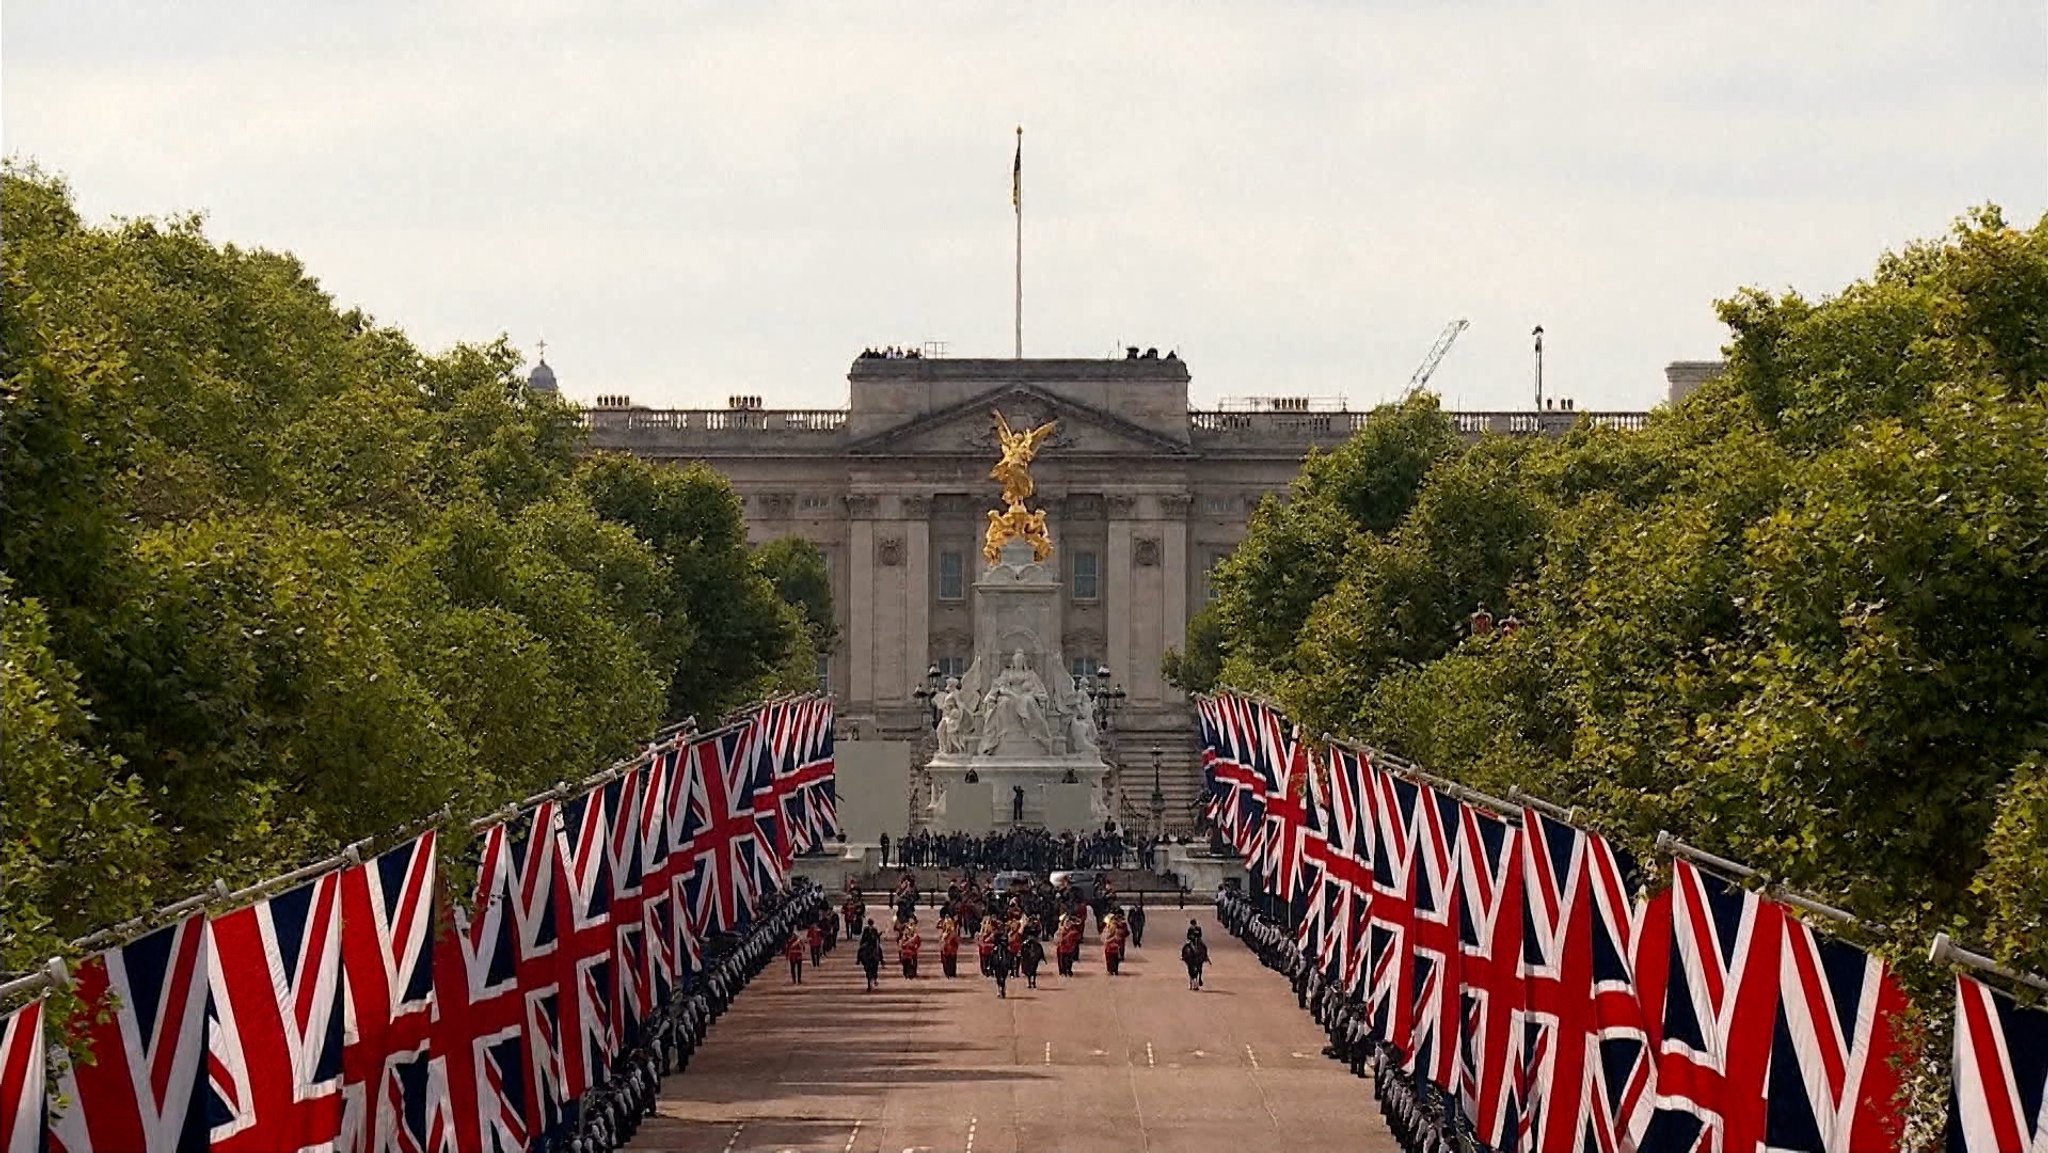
[{"x1": 1013, "y1": 125, "x2": 1023, "y2": 359}]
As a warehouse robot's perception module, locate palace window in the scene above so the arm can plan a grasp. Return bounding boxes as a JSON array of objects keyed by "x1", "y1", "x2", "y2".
[
  {"x1": 1071, "y1": 549, "x2": 1099, "y2": 601},
  {"x1": 938, "y1": 550, "x2": 965, "y2": 600},
  {"x1": 1205, "y1": 549, "x2": 1231, "y2": 602},
  {"x1": 1069, "y1": 654, "x2": 1102, "y2": 685},
  {"x1": 936, "y1": 654, "x2": 970, "y2": 680}
]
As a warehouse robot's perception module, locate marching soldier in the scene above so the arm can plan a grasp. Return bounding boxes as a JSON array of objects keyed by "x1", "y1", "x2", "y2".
[
  {"x1": 897, "y1": 917, "x2": 922, "y2": 978},
  {"x1": 938, "y1": 914, "x2": 962, "y2": 978},
  {"x1": 784, "y1": 932, "x2": 806, "y2": 983}
]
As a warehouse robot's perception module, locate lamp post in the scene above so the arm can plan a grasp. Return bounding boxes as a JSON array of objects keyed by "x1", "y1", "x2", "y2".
[
  {"x1": 909, "y1": 664, "x2": 943, "y2": 816},
  {"x1": 1148, "y1": 744, "x2": 1166, "y2": 841},
  {"x1": 1081, "y1": 665, "x2": 1127, "y2": 822}
]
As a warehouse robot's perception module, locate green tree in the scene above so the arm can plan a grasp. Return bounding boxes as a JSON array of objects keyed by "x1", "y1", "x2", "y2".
[
  {"x1": 754, "y1": 536, "x2": 839, "y2": 656},
  {"x1": 575, "y1": 454, "x2": 814, "y2": 723}
]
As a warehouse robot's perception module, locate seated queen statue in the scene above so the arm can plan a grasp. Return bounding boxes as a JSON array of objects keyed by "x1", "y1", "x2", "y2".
[{"x1": 978, "y1": 651, "x2": 1056, "y2": 754}]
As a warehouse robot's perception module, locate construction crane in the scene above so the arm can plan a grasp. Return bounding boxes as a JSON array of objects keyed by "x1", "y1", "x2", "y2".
[{"x1": 1405, "y1": 318, "x2": 1469, "y2": 396}]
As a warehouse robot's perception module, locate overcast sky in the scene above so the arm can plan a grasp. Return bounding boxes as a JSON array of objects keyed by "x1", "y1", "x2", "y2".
[{"x1": 7, "y1": 2, "x2": 2044, "y2": 412}]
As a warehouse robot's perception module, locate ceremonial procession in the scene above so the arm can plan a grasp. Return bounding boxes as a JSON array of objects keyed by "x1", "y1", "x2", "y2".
[{"x1": 6, "y1": 5, "x2": 2046, "y2": 1153}]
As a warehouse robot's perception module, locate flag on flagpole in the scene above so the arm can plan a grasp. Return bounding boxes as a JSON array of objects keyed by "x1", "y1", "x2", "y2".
[{"x1": 1012, "y1": 132, "x2": 1021, "y2": 211}]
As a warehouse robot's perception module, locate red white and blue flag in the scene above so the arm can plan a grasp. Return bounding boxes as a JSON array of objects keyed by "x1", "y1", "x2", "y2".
[
  {"x1": 744, "y1": 712, "x2": 794, "y2": 889},
  {"x1": 762, "y1": 697, "x2": 839, "y2": 854},
  {"x1": 1203, "y1": 695, "x2": 1267, "y2": 857},
  {"x1": 1252, "y1": 703, "x2": 1310, "y2": 902},
  {"x1": 1319, "y1": 745, "x2": 1377, "y2": 998},
  {"x1": 1638, "y1": 859, "x2": 1784, "y2": 1153},
  {"x1": 205, "y1": 870, "x2": 347, "y2": 1153},
  {"x1": 1402, "y1": 785, "x2": 1465, "y2": 1094},
  {"x1": 429, "y1": 823, "x2": 528, "y2": 1153},
  {"x1": 339, "y1": 832, "x2": 438, "y2": 1153},
  {"x1": 2, "y1": 999, "x2": 44, "y2": 1153},
  {"x1": 1453, "y1": 801, "x2": 1522, "y2": 1148},
  {"x1": 1514, "y1": 808, "x2": 1609, "y2": 1153},
  {"x1": 554, "y1": 784, "x2": 616, "y2": 1100},
  {"x1": 1363, "y1": 761, "x2": 1420, "y2": 1046},
  {"x1": 1762, "y1": 915, "x2": 1908, "y2": 1152},
  {"x1": 659, "y1": 741, "x2": 706, "y2": 976},
  {"x1": 47, "y1": 913, "x2": 211, "y2": 1153},
  {"x1": 601, "y1": 769, "x2": 650, "y2": 1052},
  {"x1": 1945, "y1": 972, "x2": 2048, "y2": 1153},
  {"x1": 678, "y1": 724, "x2": 769, "y2": 936},
  {"x1": 505, "y1": 803, "x2": 567, "y2": 1138},
  {"x1": 1291, "y1": 747, "x2": 1335, "y2": 960}
]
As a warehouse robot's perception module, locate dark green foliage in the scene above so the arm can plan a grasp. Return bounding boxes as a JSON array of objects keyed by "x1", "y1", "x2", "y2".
[
  {"x1": 1183, "y1": 208, "x2": 2048, "y2": 977},
  {"x1": 0, "y1": 167, "x2": 817, "y2": 974}
]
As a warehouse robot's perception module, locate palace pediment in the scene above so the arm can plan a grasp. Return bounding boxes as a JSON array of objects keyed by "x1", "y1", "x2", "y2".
[{"x1": 844, "y1": 385, "x2": 1193, "y2": 459}]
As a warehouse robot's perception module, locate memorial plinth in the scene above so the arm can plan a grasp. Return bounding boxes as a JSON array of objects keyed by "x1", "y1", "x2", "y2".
[{"x1": 921, "y1": 540, "x2": 1111, "y2": 833}]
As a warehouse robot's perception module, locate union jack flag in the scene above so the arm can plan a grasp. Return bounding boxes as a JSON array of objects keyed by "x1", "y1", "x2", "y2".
[
  {"x1": 1638, "y1": 859, "x2": 1783, "y2": 1153},
  {"x1": 2, "y1": 999, "x2": 43, "y2": 1153},
  {"x1": 205, "y1": 870, "x2": 346, "y2": 1152},
  {"x1": 1319, "y1": 746, "x2": 1377, "y2": 998},
  {"x1": 1203, "y1": 695, "x2": 1266, "y2": 857},
  {"x1": 1945, "y1": 973, "x2": 2048, "y2": 1153},
  {"x1": 1454, "y1": 802, "x2": 1522, "y2": 1148},
  {"x1": 1761, "y1": 916, "x2": 1907, "y2": 1152},
  {"x1": 744, "y1": 710, "x2": 794, "y2": 887},
  {"x1": 554, "y1": 784, "x2": 615, "y2": 1099},
  {"x1": 632, "y1": 747, "x2": 682, "y2": 1020},
  {"x1": 602, "y1": 769, "x2": 650, "y2": 1051},
  {"x1": 1516, "y1": 809, "x2": 1613, "y2": 1153},
  {"x1": 1291, "y1": 747, "x2": 1335, "y2": 961},
  {"x1": 339, "y1": 833, "x2": 438, "y2": 1153},
  {"x1": 1403, "y1": 785, "x2": 1464, "y2": 1094},
  {"x1": 678, "y1": 723, "x2": 770, "y2": 936},
  {"x1": 1251, "y1": 703, "x2": 1310, "y2": 901},
  {"x1": 771, "y1": 697, "x2": 840, "y2": 852},
  {"x1": 505, "y1": 803, "x2": 566, "y2": 1138},
  {"x1": 429, "y1": 824, "x2": 528, "y2": 1153},
  {"x1": 660, "y1": 742, "x2": 705, "y2": 976},
  {"x1": 1364, "y1": 761, "x2": 1420, "y2": 1047},
  {"x1": 47, "y1": 913, "x2": 210, "y2": 1153}
]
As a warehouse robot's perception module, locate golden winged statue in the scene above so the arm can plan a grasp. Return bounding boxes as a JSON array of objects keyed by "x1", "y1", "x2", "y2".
[
  {"x1": 983, "y1": 410, "x2": 1059, "y2": 563},
  {"x1": 990, "y1": 410, "x2": 1058, "y2": 506}
]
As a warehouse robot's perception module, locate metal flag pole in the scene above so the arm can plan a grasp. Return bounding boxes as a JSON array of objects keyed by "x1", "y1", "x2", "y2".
[
  {"x1": 0, "y1": 957, "x2": 69, "y2": 1005},
  {"x1": 1654, "y1": 830, "x2": 1863, "y2": 929},
  {"x1": 1929, "y1": 932, "x2": 2048, "y2": 994},
  {"x1": 1013, "y1": 125, "x2": 1023, "y2": 359}
]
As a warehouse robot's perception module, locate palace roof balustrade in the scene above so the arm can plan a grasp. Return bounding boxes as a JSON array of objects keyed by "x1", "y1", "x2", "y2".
[{"x1": 581, "y1": 404, "x2": 1654, "y2": 456}]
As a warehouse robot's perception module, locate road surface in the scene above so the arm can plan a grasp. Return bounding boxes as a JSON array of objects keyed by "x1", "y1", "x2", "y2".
[{"x1": 630, "y1": 908, "x2": 1397, "y2": 1153}]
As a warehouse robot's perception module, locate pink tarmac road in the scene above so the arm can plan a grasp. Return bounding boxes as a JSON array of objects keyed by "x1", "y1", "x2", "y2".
[{"x1": 632, "y1": 908, "x2": 1397, "y2": 1153}]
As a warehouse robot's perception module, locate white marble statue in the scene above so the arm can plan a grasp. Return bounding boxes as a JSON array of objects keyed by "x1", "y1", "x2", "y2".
[
  {"x1": 1067, "y1": 704, "x2": 1100, "y2": 755},
  {"x1": 978, "y1": 650, "x2": 1056, "y2": 754},
  {"x1": 934, "y1": 677, "x2": 970, "y2": 754}
]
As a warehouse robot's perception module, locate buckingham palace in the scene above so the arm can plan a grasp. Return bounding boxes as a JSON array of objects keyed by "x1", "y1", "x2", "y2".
[{"x1": 576, "y1": 352, "x2": 1689, "y2": 823}]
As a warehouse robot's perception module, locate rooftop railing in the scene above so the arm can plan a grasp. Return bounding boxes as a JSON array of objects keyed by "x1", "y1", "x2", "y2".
[
  {"x1": 581, "y1": 407, "x2": 1652, "y2": 440},
  {"x1": 580, "y1": 408, "x2": 848, "y2": 433}
]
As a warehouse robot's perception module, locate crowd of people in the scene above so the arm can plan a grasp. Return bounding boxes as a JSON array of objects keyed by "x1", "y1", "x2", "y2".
[
  {"x1": 857, "y1": 345, "x2": 925, "y2": 360},
  {"x1": 1216, "y1": 887, "x2": 1445, "y2": 1150},
  {"x1": 792, "y1": 869, "x2": 1208, "y2": 997},
  {"x1": 877, "y1": 827, "x2": 1167, "y2": 872}
]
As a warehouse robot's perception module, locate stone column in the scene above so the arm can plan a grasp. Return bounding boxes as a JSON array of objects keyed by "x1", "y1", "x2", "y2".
[
  {"x1": 901, "y1": 495, "x2": 932, "y2": 701},
  {"x1": 1159, "y1": 493, "x2": 1192, "y2": 704},
  {"x1": 1105, "y1": 494, "x2": 1137, "y2": 690},
  {"x1": 843, "y1": 493, "x2": 879, "y2": 710}
]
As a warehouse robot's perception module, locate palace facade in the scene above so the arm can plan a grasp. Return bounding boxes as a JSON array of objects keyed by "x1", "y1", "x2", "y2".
[{"x1": 579, "y1": 354, "x2": 1674, "y2": 825}]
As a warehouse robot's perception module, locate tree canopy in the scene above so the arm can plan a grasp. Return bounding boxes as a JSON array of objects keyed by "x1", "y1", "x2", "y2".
[
  {"x1": 0, "y1": 166, "x2": 827, "y2": 973},
  {"x1": 1172, "y1": 207, "x2": 2048, "y2": 976}
]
